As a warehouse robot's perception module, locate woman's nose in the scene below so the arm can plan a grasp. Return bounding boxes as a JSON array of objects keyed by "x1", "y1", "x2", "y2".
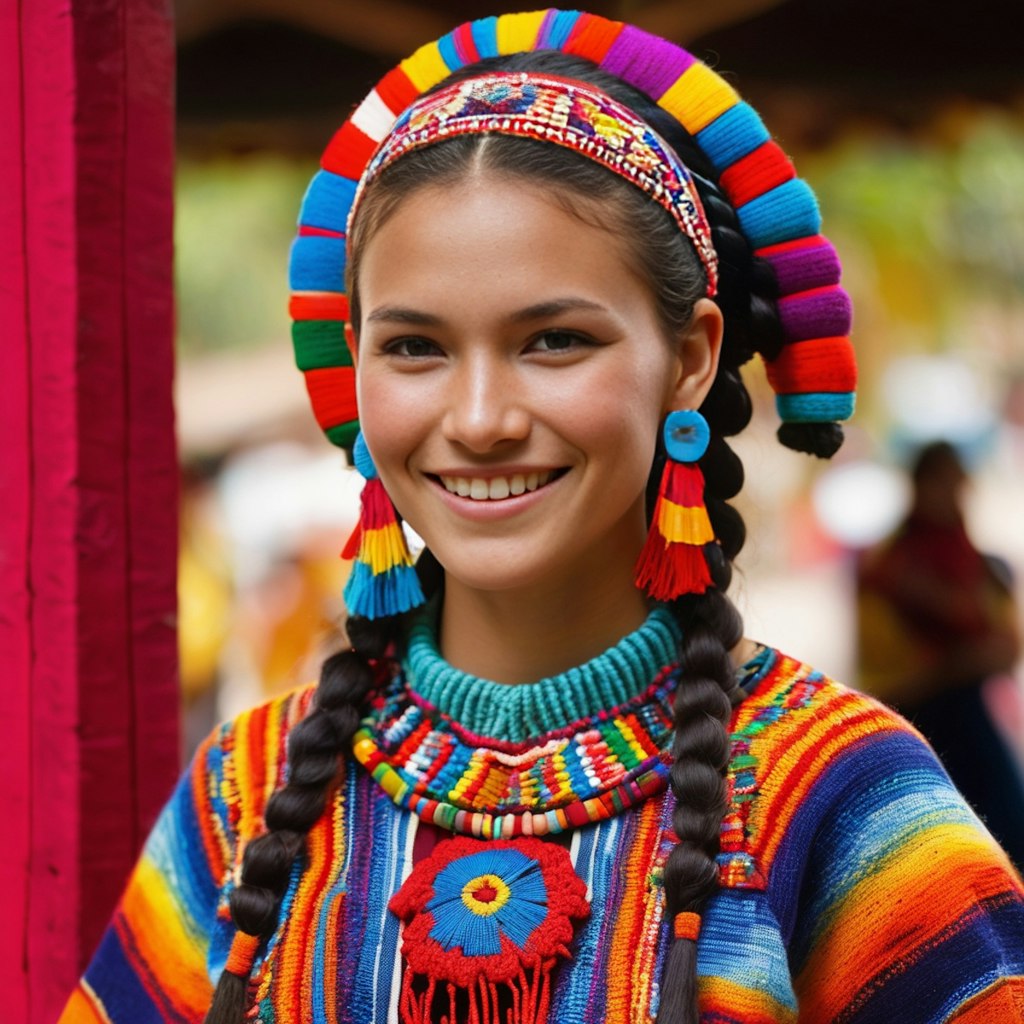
[{"x1": 441, "y1": 356, "x2": 530, "y2": 452}]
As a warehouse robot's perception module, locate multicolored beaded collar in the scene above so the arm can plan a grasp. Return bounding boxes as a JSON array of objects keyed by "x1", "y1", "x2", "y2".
[
  {"x1": 352, "y1": 607, "x2": 683, "y2": 838},
  {"x1": 349, "y1": 71, "x2": 718, "y2": 295}
]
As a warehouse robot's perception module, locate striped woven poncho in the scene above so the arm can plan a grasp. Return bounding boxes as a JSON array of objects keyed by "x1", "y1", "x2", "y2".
[{"x1": 61, "y1": 614, "x2": 1024, "y2": 1023}]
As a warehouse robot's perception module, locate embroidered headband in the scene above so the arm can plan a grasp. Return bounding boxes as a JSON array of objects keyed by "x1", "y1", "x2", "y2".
[
  {"x1": 348, "y1": 71, "x2": 718, "y2": 296},
  {"x1": 289, "y1": 8, "x2": 856, "y2": 455}
]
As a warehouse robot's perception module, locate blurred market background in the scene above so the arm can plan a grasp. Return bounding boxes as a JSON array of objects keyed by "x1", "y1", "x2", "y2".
[{"x1": 172, "y1": 0, "x2": 1024, "y2": 759}]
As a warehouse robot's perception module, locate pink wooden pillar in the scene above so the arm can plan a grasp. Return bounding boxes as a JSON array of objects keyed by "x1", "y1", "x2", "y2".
[{"x1": 0, "y1": 0, "x2": 179, "y2": 1018}]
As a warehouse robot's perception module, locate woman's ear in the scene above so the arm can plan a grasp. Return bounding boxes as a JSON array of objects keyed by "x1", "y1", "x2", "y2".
[{"x1": 666, "y1": 298, "x2": 724, "y2": 412}]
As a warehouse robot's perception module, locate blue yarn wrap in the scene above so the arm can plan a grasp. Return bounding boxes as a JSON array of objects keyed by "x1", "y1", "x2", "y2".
[
  {"x1": 696, "y1": 102, "x2": 770, "y2": 173},
  {"x1": 737, "y1": 179, "x2": 821, "y2": 250},
  {"x1": 289, "y1": 235, "x2": 346, "y2": 291},
  {"x1": 776, "y1": 392, "x2": 856, "y2": 423},
  {"x1": 470, "y1": 16, "x2": 500, "y2": 57},
  {"x1": 352, "y1": 432, "x2": 378, "y2": 480},
  {"x1": 299, "y1": 170, "x2": 356, "y2": 232},
  {"x1": 539, "y1": 9, "x2": 582, "y2": 49}
]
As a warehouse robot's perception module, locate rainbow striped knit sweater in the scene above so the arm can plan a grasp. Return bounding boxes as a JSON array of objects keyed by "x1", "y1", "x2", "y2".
[{"x1": 62, "y1": 609, "x2": 1024, "y2": 1023}]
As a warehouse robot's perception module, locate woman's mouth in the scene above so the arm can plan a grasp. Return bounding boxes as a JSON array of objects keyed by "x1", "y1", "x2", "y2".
[{"x1": 436, "y1": 470, "x2": 563, "y2": 501}]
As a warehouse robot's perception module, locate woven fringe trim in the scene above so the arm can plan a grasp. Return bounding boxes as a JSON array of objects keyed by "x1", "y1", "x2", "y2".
[{"x1": 399, "y1": 965, "x2": 555, "y2": 1024}]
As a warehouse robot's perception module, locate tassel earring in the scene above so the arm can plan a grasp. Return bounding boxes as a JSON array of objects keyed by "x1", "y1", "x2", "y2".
[
  {"x1": 635, "y1": 410, "x2": 716, "y2": 600},
  {"x1": 341, "y1": 433, "x2": 425, "y2": 620}
]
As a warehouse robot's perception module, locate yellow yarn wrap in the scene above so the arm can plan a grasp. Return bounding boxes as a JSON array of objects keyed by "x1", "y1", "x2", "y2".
[
  {"x1": 660, "y1": 62, "x2": 739, "y2": 134},
  {"x1": 400, "y1": 41, "x2": 451, "y2": 92},
  {"x1": 496, "y1": 10, "x2": 547, "y2": 52}
]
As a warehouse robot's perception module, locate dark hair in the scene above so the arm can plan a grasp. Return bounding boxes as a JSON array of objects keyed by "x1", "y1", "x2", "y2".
[
  {"x1": 206, "y1": 51, "x2": 784, "y2": 1024},
  {"x1": 911, "y1": 439, "x2": 965, "y2": 485}
]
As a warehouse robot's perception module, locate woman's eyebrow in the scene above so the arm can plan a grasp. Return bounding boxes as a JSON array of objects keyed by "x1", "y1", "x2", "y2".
[
  {"x1": 365, "y1": 297, "x2": 608, "y2": 327},
  {"x1": 509, "y1": 297, "x2": 607, "y2": 322},
  {"x1": 365, "y1": 305, "x2": 444, "y2": 326}
]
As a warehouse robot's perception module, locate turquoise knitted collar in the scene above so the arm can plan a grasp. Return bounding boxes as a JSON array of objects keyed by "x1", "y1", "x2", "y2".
[
  {"x1": 351, "y1": 604, "x2": 684, "y2": 837},
  {"x1": 402, "y1": 604, "x2": 682, "y2": 744}
]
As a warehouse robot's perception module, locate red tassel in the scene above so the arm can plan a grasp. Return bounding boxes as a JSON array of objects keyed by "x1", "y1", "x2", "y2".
[
  {"x1": 358, "y1": 475, "x2": 401, "y2": 530},
  {"x1": 341, "y1": 522, "x2": 362, "y2": 560},
  {"x1": 662, "y1": 461, "x2": 705, "y2": 506},
  {"x1": 634, "y1": 462, "x2": 714, "y2": 600}
]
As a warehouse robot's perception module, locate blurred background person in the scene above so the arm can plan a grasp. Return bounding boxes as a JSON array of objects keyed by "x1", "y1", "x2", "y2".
[{"x1": 858, "y1": 439, "x2": 1024, "y2": 869}]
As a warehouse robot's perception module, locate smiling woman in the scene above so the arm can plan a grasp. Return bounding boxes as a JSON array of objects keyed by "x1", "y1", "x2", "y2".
[{"x1": 62, "y1": 9, "x2": 1024, "y2": 1024}]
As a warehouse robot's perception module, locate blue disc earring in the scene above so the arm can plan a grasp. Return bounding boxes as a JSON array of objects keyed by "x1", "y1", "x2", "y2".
[{"x1": 634, "y1": 410, "x2": 716, "y2": 599}]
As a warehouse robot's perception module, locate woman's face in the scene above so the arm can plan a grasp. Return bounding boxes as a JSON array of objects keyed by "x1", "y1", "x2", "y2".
[{"x1": 353, "y1": 172, "x2": 719, "y2": 598}]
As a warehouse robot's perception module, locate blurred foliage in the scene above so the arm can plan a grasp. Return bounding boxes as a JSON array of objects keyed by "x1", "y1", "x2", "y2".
[
  {"x1": 804, "y1": 110, "x2": 1024, "y2": 331},
  {"x1": 175, "y1": 156, "x2": 316, "y2": 353}
]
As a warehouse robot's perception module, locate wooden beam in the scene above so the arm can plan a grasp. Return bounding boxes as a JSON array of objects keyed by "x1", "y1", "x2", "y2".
[
  {"x1": 177, "y1": 0, "x2": 788, "y2": 54},
  {"x1": 177, "y1": 0, "x2": 453, "y2": 54},
  {"x1": 629, "y1": 0, "x2": 787, "y2": 42}
]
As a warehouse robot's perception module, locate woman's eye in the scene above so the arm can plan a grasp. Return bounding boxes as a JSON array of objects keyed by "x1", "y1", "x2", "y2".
[
  {"x1": 387, "y1": 336, "x2": 441, "y2": 358},
  {"x1": 529, "y1": 330, "x2": 589, "y2": 353}
]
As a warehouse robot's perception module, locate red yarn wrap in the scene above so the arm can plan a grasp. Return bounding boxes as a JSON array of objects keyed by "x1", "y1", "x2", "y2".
[
  {"x1": 634, "y1": 461, "x2": 714, "y2": 600},
  {"x1": 673, "y1": 911, "x2": 701, "y2": 941}
]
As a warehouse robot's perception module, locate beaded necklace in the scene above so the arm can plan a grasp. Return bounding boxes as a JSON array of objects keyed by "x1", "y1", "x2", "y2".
[{"x1": 351, "y1": 606, "x2": 683, "y2": 839}]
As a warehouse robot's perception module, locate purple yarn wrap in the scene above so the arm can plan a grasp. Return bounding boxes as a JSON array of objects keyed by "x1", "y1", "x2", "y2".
[
  {"x1": 777, "y1": 286, "x2": 852, "y2": 341},
  {"x1": 765, "y1": 239, "x2": 842, "y2": 295},
  {"x1": 536, "y1": 9, "x2": 560, "y2": 48},
  {"x1": 600, "y1": 26, "x2": 695, "y2": 99}
]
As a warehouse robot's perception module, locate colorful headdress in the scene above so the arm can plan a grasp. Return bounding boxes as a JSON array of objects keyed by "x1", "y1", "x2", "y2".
[
  {"x1": 349, "y1": 71, "x2": 718, "y2": 295},
  {"x1": 288, "y1": 9, "x2": 858, "y2": 617}
]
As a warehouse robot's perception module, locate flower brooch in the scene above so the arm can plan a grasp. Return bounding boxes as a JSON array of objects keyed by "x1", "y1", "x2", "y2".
[{"x1": 389, "y1": 836, "x2": 589, "y2": 1024}]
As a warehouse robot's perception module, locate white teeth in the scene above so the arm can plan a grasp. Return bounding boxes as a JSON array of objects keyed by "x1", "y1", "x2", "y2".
[{"x1": 440, "y1": 471, "x2": 556, "y2": 500}]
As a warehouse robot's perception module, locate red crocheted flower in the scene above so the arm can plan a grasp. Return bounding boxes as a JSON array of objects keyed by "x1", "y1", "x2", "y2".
[{"x1": 389, "y1": 836, "x2": 589, "y2": 988}]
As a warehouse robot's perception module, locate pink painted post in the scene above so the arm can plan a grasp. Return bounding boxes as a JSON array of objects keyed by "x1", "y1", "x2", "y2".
[{"x1": 0, "y1": 0, "x2": 178, "y2": 1018}]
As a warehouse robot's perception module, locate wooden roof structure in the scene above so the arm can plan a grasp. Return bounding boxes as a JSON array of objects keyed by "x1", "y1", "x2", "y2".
[{"x1": 175, "y1": 0, "x2": 1024, "y2": 153}]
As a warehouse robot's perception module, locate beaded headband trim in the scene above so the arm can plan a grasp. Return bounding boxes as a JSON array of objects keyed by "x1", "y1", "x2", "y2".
[
  {"x1": 289, "y1": 8, "x2": 857, "y2": 452},
  {"x1": 348, "y1": 71, "x2": 718, "y2": 296}
]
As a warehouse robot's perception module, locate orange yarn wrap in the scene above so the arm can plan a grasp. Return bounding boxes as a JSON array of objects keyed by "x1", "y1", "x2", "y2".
[
  {"x1": 225, "y1": 931, "x2": 260, "y2": 977},
  {"x1": 673, "y1": 911, "x2": 701, "y2": 941}
]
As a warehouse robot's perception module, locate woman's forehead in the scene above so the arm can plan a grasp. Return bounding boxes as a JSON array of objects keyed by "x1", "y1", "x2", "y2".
[{"x1": 356, "y1": 176, "x2": 656, "y2": 322}]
